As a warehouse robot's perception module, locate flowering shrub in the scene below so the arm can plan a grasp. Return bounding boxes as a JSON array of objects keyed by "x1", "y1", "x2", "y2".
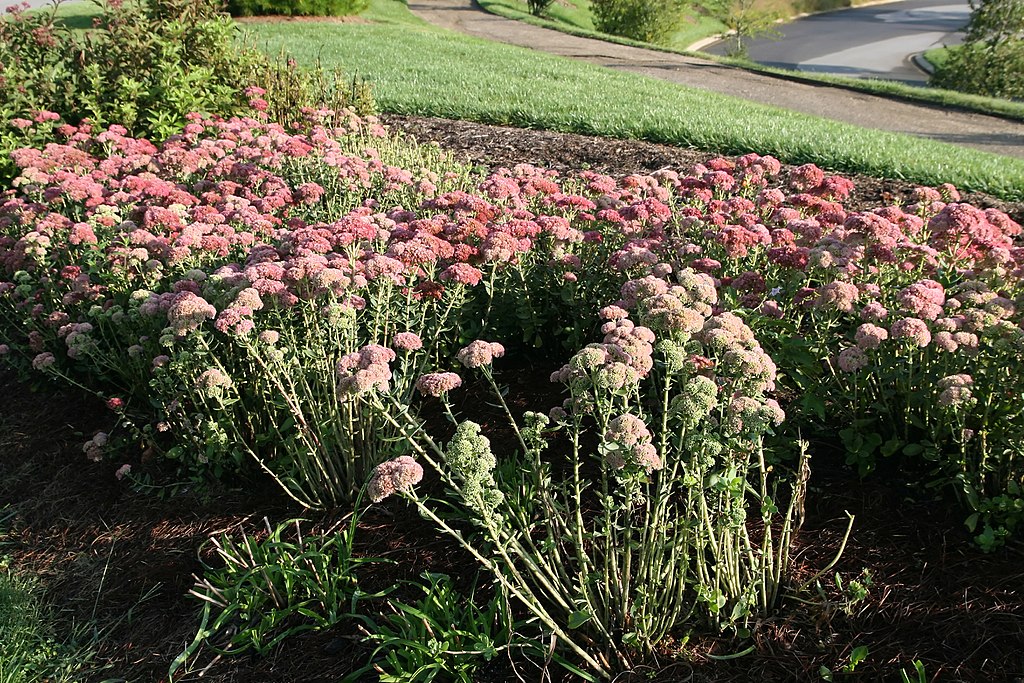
[{"x1": 0, "y1": 108, "x2": 1020, "y2": 545}]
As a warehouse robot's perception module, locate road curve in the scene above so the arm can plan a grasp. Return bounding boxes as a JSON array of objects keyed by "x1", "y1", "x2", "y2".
[
  {"x1": 704, "y1": 0, "x2": 970, "y2": 83},
  {"x1": 406, "y1": 0, "x2": 1024, "y2": 159}
]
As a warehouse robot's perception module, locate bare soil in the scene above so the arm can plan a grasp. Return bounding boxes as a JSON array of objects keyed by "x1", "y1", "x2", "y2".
[{"x1": 2, "y1": 118, "x2": 1023, "y2": 682}]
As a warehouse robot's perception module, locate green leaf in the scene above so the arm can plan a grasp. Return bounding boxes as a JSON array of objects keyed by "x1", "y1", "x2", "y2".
[
  {"x1": 880, "y1": 438, "x2": 903, "y2": 458},
  {"x1": 849, "y1": 645, "x2": 869, "y2": 669},
  {"x1": 568, "y1": 610, "x2": 592, "y2": 629},
  {"x1": 800, "y1": 392, "x2": 827, "y2": 420},
  {"x1": 902, "y1": 443, "x2": 924, "y2": 457}
]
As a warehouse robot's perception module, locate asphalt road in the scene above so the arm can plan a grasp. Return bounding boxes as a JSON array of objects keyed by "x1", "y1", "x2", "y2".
[{"x1": 704, "y1": 0, "x2": 970, "y2": 83}]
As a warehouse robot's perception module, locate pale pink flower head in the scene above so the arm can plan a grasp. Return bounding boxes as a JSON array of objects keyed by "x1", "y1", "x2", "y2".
[
  {"x1": 167, "y1": 292, "x2": 216, "y2": 335},
  {"x1": 605, "y1": 413, "x2": 651, "y2": 447},
  {"x1": 859, "y1": 301, "x2": 889, "y2": 323},
  {"x1": 32, "y1": 352, "x2": 56, "y2": 370},
  {"x1": 115, "y1": 464, "x2": 132, "y2": 481},
  {"x1": 814, "y1": 280, "x2": 859, "y2": 313},
  {"x1": 854, "y1": 323, "x2": 888, "y2": 350},
  {"x1": 933, "y1": 331, "x2": 958, "y2": 352},
  {"x1": 953, "y1": 331, "x2": 979, "y2": 351},
  {"x1": 392, "y1": 332, "x2": 423, "y2": 352},
  {"x1": 258, "y1": 330, "x2": 280, "y2": 345},
  {"x1": 456, "y1": 340, "x2": 505, "y2": 369},
  {"x1": 336, "y1": 344, "x2": 397, "y2": 396},
  {"x1": 599, "y1": 305, "x2": 629, "y2": 321},
  {"x1": 937, "y1": 374, "x2": 974, "y2": 408},
  {"x1": 196, "y1": 368, "x2": 232, "y2": 394},
  {"x1": 890, "y1": 317, "x2": 932, "y2": 347},
  {"x1": 367, "y1": 456, "x2": 424, "y2": 503},
  {"x1": 837, "y1": 347, "x2": 868, "y2": 373},
  {"x1": 415, "y1": 372, "x2": 462, "y2": 397},
  {"x1": 635, "y1": 443, "x2": 663, "y2": 473},
  {"x1": 233, "y1": 287, "x2": 264, "y2": 311}
]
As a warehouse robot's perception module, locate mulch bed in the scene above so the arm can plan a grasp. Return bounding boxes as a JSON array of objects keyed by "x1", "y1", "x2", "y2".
[{"x1": 2, "y1": 116, "x2": 1023, "y2": 682}]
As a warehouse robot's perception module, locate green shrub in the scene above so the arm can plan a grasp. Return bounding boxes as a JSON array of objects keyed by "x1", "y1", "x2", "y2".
[
  {"x1": 930, "y1": 41, "x2": 1024, "y2": 99},
  {"x1": 226, "y1": 0, "x2": 368, "y2": 18},
  {"x1": 0, "y1": 0, "x2": 374, "y2": 184},
  {"x1": 589, "y1": 0, "x2": 687, "y2": 43},
  {"x1": 526, "y1": 0, "x2": 555, "y2": 17},
  {"x1": 930, "y1": 0, "x2": 1024, "y2": 99},
  {"x1": 0, "y1": 0, "x2": 264, "y2": 139}
]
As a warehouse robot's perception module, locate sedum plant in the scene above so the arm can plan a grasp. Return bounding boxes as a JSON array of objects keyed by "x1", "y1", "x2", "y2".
[{"x1": 366, "y1": 269, "x2": 806, "y2": 678}]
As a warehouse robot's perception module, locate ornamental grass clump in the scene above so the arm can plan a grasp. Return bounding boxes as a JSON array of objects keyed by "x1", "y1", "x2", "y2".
[{"x1": 370, "y1": 272, "x2": 805, "y2": 678}]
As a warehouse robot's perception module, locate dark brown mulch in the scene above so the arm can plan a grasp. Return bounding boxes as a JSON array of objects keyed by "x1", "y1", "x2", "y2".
[
  {"x1": 2, "y1": 120, "x2": 1023, "y2": 682},
  {"x1": 382, "y1": 114, "x2": 1024, "y2": 224}
]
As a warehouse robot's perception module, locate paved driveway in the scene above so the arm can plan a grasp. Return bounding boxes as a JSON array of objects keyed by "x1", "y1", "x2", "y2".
[{"x1": 704, "y1": 0, "x2": 970, "y2": 83}]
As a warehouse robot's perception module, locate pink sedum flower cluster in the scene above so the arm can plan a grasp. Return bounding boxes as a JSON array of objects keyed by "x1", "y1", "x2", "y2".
[
  {"x1": 456, "y1": 340, "x2": 505, "y2": 369},
  {"x1": 367, "y1": 455, "x2": 424, "y2": 503}
]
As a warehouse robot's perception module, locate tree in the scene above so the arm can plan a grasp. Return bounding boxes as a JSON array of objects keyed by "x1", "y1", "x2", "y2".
[
  {"x1": 698, "y1": 0, "x2": 780, "y2": 57},
  {"x1": 930, "y1": 0, "x2": 1024, "y2": 99}
]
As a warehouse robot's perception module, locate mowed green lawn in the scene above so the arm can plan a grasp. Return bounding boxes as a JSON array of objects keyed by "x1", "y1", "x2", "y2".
[{"x1": 245, "y1": 0, "x2": 1024, "y2": 200}]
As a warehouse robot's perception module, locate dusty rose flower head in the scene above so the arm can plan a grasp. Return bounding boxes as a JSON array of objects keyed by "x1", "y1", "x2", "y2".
[
  {"x1": 83, "y1": 431, "x2": 108, "y2": 462},
  {"x1": 233, "y1": 287, "x2": 264, "y2": 311},
  {"x1": 599, "y1": 305, "x2": 629, "y2": 321},
  {"x1": 32, "y1": 352, "x2": 56, "y2": 370},
  {"x1": 367, "y1": 456, "x2": 424, "y2": 503},
  {"x1": 758, "y1": 300, "x2": 784, "y2": 319},
  {"x1": 890, "y1": 317, "x2": 932, "y2": 347},
  {"x1": 440, "y1": 263, "x2": 483, "y2": 286},
  {"x1": 605, "y1": 413, "x2": 651, "y2": 447},
  {"x1": 337, "y1": 343, "x2": 397, "y2": 397},
  {"x1": 457, "y1": 340, "x2": 505, "y2": 369},
  {"x1": 196, "y1": 368, "x2": 232, "y2": 394},
  {"x1": 392, "y1": 332, "x2": 423, "y2": 351},
  {"x1": 167, "y1": 292, "x2": 216, "y2": 335},
  {"x1": 258, "y1": 330, "x2": 280, "y2": 345},
  {"x1": 115, "y1": 463, "x2": 132, "y2": 480},
  {"x1": 933, "y1": 331, "x2": 957, "y2": 352},
  {"x1": 898, "y1": 280, "x2": 945, "y2": 320},
  {"x1": 415, "y1": 372, "x2": 462, "y2": 397},
  {"x1": 937, "y1": 374, "x2": 975, "y2": 408},
  {"x1": 815, "y1": 280, "x2": 859, "y2": 313}
]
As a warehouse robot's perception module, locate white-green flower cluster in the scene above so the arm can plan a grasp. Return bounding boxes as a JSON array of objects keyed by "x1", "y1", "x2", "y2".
[
  {"x1": 669, "y1": 374, "x2": 719, "y2": 429},
  {"x1": 444, "y1": 421, "x2": 504, "y2": 514}
]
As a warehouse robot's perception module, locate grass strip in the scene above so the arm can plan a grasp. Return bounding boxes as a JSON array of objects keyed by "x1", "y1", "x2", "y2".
[
  {"x1": 246, "y1": 2, "x2": 1024, "y2": 200},
  {"x1": 476, "y1": 0, "x2": 1024, "y2": 123}
]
